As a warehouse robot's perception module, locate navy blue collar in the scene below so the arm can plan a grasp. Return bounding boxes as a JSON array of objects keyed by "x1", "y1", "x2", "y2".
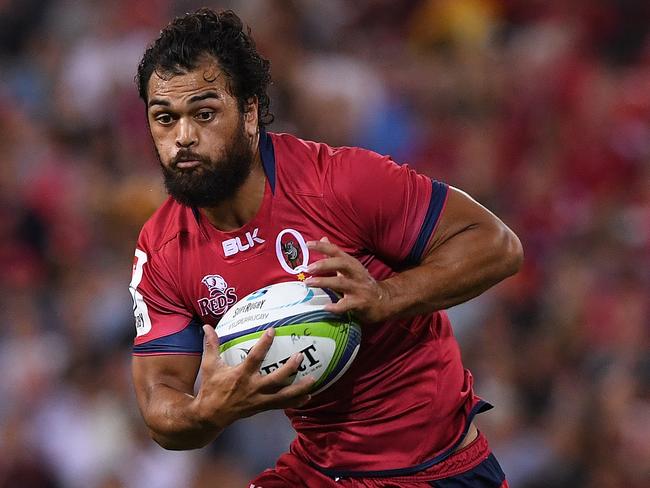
[
  {"x1": 191, "y1": 129, "x2": 275, "y2": 233},
  {"x1": 259, "y1": 129, "x2": 276, "y2": 194}
]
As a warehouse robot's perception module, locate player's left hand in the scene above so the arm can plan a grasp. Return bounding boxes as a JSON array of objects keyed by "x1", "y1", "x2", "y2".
[{"x1": 305, "y1": 237, "x2": 390, "y2": 323}]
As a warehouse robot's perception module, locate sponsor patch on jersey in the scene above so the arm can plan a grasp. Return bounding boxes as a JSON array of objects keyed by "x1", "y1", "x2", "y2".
[
  {"x1": 197, "y1": 274, "x2": 237, "y2": 318},
  {"x1": 222, "y1": 228, "x2": 265, "y2": 257}
]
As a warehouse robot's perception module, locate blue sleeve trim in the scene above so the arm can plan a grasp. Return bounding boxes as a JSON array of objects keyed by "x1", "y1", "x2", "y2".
[
  {"x1": 311, "y1": 399, "x2": 493, "y2": 479},
  {"x1": 260, "y1": 130, "x2": 276, "y2": 194},
  {"x1": 133, "y1": 318, "x2": 204, "y2": 355},
  {"x1": 434, "y1": 452, "x2": 506, "y2": 487},
  {"x1": 404, "y1": 180, "x2": 448, "y2": 266}
]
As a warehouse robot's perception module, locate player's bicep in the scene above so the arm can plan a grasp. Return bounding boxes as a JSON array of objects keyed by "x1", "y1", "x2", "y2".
[
  {"x1": 132, "y1": 353, "x2": 201, "y2": 410},
  {"x1": 423, "y1": 186, "x2": 515, "y2": 258}
]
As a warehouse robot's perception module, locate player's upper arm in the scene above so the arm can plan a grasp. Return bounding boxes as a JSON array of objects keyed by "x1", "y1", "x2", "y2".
[
  {"x1": 129, "y1": 232, "x2": 205, "y2": 419},
  {"x1": 425, "y1": 186, "x2": 523, "y2": 271}
]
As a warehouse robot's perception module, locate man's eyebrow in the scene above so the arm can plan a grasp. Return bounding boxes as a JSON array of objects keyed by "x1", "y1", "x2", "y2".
[
  {"x1": 148, "y1": 92, "x2": 222, "y2": 109},
  {"x1": 189, "y1": 91, "x2": 222, "y2": 103},
  {"x1": 148, "y1": 98, "x2": 170, "y2": 108}
]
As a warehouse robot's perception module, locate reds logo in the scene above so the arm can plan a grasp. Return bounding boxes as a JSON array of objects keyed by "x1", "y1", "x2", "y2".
[
  {"x1": 202, "y1": 275, "x2": 228, "y2": 297},
  {"x1": 197, "y1": 274, "x2": 237, "y2": 318}
]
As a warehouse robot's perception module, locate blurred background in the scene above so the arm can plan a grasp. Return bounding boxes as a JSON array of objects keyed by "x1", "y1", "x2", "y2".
[{"x1": 0, "y1": 0, "x2": 648, "y2": 487}]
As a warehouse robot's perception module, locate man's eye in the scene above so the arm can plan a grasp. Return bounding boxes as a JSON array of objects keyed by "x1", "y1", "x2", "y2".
[
  {"x1": 155, "y1": 114, "x2": 173, "y2": 125},
  {"x1": 196, "y1": 111, "x2": 215, "y2": 121}
]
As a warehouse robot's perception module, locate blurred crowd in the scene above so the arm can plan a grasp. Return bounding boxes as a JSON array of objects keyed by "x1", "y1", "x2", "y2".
[{"x1": 0, "y1": 0, "x2": 648, "y2": 487}]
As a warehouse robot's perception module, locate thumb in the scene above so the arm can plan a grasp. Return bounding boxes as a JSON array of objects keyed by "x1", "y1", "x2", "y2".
[
  {"x1": 320, "y1": 236, "x2": 330, "y2": 243},
  {"x1": 202, "y1": 324, "x2": 221, "y2": 357}
]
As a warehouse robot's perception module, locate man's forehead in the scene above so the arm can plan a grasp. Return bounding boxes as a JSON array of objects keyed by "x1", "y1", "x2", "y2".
[{"x1": 147, "y1": 59, "x2": 231, "y2": 99}]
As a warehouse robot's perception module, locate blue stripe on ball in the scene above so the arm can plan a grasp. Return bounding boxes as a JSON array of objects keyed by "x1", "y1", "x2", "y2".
[{"x1": 218, "y1": 310, "x2": 347, "y2": 344}]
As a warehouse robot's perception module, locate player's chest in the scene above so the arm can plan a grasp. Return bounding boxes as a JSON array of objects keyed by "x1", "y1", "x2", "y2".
[{"x1": 180, "y1": 216, "x2": 358, "y2": 325}]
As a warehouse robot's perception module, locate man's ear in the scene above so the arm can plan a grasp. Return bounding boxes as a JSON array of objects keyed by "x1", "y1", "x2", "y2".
[{"x1": 243, "y1": 96, "x2": 259, "y2": 136}]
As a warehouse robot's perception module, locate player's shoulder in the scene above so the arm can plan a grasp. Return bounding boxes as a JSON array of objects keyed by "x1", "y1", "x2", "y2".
[
  {"x1": 269, "y1": 132, "x2": 388, "y2": 193},
  {"x1": 270, "y1": 131, "x2": 385, "y2": 167},
  {"x1": 137, "y1": 197, "x2": 196, "y2": 254}
]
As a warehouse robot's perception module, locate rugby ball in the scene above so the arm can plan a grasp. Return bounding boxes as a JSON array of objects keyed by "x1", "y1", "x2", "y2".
[{"x1": 216, "y1": 281, "x2": 361, "y2": 395}]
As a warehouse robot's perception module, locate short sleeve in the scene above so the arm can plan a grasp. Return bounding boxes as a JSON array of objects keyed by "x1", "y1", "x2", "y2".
[
  {"x1": 129, "y1": 231, "x2": 203, "y2": 355},
  {"x1": 323, "y1": 148, "x2": 448, "y2": 266}
]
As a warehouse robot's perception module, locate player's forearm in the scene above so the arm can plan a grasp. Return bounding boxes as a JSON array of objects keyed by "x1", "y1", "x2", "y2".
[
  {"x1": 141, "y1": 384, "x2": 224, "y2": 450},
  {"x1": 380, "y1": 221, "x2": 523, "y2": 318}
]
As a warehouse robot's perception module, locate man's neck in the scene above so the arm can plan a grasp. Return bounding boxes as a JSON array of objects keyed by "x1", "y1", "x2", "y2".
[{"x1": 200, "y1": 151, "x2": 266, "y2": 232}]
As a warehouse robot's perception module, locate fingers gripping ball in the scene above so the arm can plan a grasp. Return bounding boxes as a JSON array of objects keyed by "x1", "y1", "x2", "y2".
[{"x1": 216, "y1": 281, "x2": 362, "y2": 395}]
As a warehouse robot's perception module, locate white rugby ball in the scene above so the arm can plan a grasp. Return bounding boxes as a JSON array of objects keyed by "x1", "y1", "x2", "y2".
[{"x1": 216, "y1": 281, "x2": 361, "y2": 395}]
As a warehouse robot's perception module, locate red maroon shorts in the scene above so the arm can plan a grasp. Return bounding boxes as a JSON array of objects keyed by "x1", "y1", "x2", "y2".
[{"x1": 250, "y1": 432, "x2": 508, "y2": 487}]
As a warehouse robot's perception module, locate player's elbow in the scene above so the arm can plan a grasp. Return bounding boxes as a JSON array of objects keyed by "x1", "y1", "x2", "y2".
[
  {"x1": 150, "y1": 431, "x2": 176, "y2": 450},
  {"x1": 498, "y1": 225, "x2": 524, "y2": 278},
  {"x1": 149, "y1": 428, "x2": 184, "y2": 450},
  {"x1": 150, "y1": 430, "x2": 183, "y2": 450},
  {"x1": 149, "y1": 428, "x2": 211, "y2": 451}
]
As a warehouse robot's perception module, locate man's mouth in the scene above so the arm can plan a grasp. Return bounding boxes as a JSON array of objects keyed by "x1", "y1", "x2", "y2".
[{"x1": 175, "y1": 160, "x2": 201, "y2": 169}]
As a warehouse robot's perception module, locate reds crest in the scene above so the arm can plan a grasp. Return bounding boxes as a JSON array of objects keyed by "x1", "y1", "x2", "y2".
[{"x1": 197, "y1": 274, "x2": 237, "y2": 318}]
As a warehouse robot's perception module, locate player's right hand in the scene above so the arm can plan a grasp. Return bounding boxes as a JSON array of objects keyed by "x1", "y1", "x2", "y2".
[{"x1": 192, "y1": 325, "x2": 314, "y2": 429}]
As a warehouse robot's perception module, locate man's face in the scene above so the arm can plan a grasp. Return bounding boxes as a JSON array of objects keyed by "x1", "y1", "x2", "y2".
[{"x1": 146, "y1": 58, "x2": 258, "y2": 207}]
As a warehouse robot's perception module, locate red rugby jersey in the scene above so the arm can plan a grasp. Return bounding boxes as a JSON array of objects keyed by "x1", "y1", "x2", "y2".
[{"x1": 130, "y1": 131, "x2": 489, "y2": 477}]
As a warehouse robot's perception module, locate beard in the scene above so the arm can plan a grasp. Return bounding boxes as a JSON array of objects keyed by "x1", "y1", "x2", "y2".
[{"x1": 158, "y1": 119, "x2": 255, "y2": 208}]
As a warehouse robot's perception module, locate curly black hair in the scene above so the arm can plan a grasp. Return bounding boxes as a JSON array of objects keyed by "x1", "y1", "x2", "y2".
[{"x1": 136, "y1": 8, "x2": 273, "y2": 127}]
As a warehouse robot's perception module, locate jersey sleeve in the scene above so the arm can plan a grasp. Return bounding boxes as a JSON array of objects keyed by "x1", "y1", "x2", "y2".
[
  {"x1": 129, "y1": 231, "x2": 203, "y2": 356},
  {"x1": 323, "y1": 148, "x2": 448, "y2": 267}
]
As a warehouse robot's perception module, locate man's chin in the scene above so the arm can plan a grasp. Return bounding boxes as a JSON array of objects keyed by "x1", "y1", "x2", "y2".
[
  {"x1": 167, "y1": 192, "x2": 224, "y2": 208},
  {"x1": 164, "y1": 178, "x2": 236, "y2": 208}
]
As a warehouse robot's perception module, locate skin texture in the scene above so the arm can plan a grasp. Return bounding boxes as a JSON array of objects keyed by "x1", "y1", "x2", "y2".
[{"x1": 133, "y1": 58, "x2": 523, "y2": 450}]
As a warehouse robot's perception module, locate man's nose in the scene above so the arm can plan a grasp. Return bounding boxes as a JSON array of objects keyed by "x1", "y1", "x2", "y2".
[{"x1": 176, "y1": 118, "x2": 197, "y2": 148}]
